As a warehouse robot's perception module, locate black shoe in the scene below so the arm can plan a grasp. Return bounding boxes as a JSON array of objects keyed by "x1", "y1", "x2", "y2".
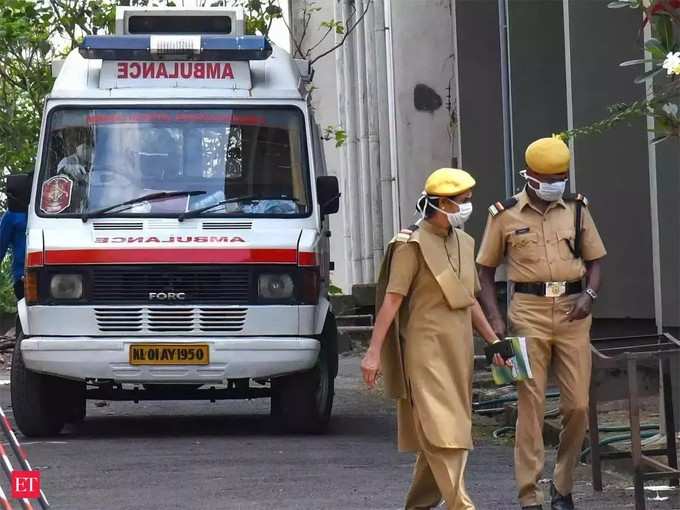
[
  {"x1": 550, "y1": 482, "x2": 574, "y2": 510},
  {"x1": 521, "y1": 506, "x2": 542, "y2": 509}
]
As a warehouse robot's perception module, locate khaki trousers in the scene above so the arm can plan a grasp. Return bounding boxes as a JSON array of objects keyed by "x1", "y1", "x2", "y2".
[
  {"x1": 509, "y1": 293, "x2": 592, "y2": 507},
  {"x1": 404, "y1": 409, "x2": 475, "y2": 510}
]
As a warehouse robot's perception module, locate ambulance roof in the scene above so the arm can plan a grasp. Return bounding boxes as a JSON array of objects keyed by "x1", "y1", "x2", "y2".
[{"x1": 50, "y1": 44, "x2": 305, "y2": 101}]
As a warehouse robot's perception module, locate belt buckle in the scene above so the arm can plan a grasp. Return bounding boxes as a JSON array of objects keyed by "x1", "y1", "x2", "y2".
[{"x1": 545, "y1": 281, "x2": 566, "y2": 298}]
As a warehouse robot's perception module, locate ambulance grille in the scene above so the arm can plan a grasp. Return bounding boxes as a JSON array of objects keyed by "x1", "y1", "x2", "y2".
[
  {"x1": 95, "y1": 307, "x2": 247, "y2": 333},
  {"x1": 90, "y1": 267, "x2": 251, "y2": 304},
  {"x1": 93, "y1": 222, "x2": 144, "y2": 231},
  {"x1": 202, "y1": 221, "x2": 252, "y2": 230}
]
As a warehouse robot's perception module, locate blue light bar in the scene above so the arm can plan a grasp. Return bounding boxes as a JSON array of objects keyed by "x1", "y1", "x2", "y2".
[{"x1": 79, "y1": 35, "x2": 272, "y2": 61}]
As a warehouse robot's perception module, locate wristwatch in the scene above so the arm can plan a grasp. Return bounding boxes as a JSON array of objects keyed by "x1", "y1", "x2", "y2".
[{"x1": 585, "y1": 288, "x2": 598, "y2": 300}]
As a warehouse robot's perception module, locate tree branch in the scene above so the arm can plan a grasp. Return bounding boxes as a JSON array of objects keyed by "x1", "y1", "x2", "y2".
[
  {"x1": 307, "y1": 26, "x2": 334, "y2": 55},
  {"x1": 281, "y1": 12, "x2": 307, "y2": 59},
  {"x1": 309, "y1": 0, "x2": 372, "y2": 66}
]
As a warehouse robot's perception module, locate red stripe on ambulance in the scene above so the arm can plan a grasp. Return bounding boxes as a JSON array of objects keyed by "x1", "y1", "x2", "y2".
[{"x1": 39, "y1": 248, "x2": 318, "y2": 266}]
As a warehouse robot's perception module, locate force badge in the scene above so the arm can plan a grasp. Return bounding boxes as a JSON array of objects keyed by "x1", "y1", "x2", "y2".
[{"x1": 40, "y1": 175, "x2": 74, "y2": 214}]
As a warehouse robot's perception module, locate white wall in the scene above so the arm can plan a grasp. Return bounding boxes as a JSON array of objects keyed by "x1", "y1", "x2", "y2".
[
  {"x1": 289, "y1": 0, "x2": 459, "y2": 290},
  {"x1": 389, "y1": 0, "x2": 458, "y2": 225},
  {"x1": 289, "y1": 0, "x2": 349, "y2": 292}
]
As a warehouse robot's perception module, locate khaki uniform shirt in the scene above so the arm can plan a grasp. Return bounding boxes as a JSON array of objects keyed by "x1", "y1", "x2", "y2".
[
  {"x1": 476, "y1": 190, "x2": 606, "y2": 281},
  {"x1": 382, "y1": 220, "x2": 480, "y2": 451}
]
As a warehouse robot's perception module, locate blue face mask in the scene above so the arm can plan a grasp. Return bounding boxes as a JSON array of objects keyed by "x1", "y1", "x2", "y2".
[{"x1": 521, "y1": 171, "x2": 567, "y2": 202}]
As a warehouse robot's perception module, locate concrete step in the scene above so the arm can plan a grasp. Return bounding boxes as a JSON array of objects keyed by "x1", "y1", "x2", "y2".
[
  {"x1": 330, "y1": 295, "x2": 360, "y2": 317},
  {"x1": 338, "y1": 326, "x2": 373, "y2": 348},
  {"x1": 351, "y1": 284, "x2": 376, "y2": 310},
  {"x1": 336, "y1": 314, "x2": 374, "y2": 327}
]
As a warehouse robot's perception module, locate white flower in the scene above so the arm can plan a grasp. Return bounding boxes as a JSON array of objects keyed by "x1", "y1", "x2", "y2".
[
  {"x1": 662, "y1": 52, "x2": 680, "y2": 76},
  {"x1": 663, "y1": 102, "x2": 680, "y2": 119}
]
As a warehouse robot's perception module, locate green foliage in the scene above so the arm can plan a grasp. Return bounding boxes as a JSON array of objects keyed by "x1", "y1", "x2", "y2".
[
  {"x1": 322, "y1": 126, "x2": 347, "y2": 148},
  {"x1": 320, "y1": 19, "x2": 344, "y2": 35},
  {"x1": 558, "y1": 99, "x2": 660, "y2": 141},
  {"x1": 565, "y1": 0, "x2": 680, "y2": 142},
  {"x1": 607, "y1": 0, "x2": 643, "y2": 8},
  {"x1": 329, "y1": 284, "x2": 343, "y2": 296},
  {"x1": 233, "y1": 0, "x2": 282, "y2": 37},
  {"x1": 0, "y1": 258, "x2": 16, "y2": 314}
]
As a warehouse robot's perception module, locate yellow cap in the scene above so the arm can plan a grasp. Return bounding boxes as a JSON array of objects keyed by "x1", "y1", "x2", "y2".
[
  {"x1": 525, "y1": 136, "x2": 571, "y2": 175},
  {"x1": 424, "y1": 168, "x2": 476, "y2": 197}
]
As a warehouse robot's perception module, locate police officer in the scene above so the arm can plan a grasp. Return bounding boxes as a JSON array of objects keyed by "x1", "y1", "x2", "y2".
[
  {"x1": 476, "y1": 137, "x2": 606, "y2": 510},
  {"x1": 362, "y1": 168, "x2": 505, "y2": 510}
]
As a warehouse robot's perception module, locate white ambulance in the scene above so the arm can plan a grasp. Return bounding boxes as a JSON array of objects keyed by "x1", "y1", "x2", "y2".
[{"x1": 8, "y1": 7, "x2": 341, "y2": 436}]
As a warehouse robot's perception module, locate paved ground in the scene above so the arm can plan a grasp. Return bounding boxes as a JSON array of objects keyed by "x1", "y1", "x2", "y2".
[{"x1": 0, "y1": 354, "x2": 677, "y2": 509}]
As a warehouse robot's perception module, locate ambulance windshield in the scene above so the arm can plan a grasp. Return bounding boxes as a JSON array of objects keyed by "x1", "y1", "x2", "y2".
[{"x1": 37, "y1": 107, "x2": 310, "y2": 218}]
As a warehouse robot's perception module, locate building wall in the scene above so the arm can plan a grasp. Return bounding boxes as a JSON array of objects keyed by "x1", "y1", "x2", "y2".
[
  {"x1": 507, "y1": 0, "x2": 567, "y2": 187},
  {"x1": 291, "y1": 0, "x2": 671, "y2": 327},
  {"x1": 655, "y1": 141, "x2": 680, "y2": 327},
  {"x1": 389, "y1": 0, "x2": 460, "y2": 226},
  {"x1": 289, "y1": 0, "x2": 349, "y2": 291},
  {"x1": 456, "y1": 0, "x2": 506, "y2": 242},
  {"x1": 458, "y1": 0, "x2": 658, "y2": 325},
  {"x1": 568, "y1": 0, "x2": 655, "y2": 321}
]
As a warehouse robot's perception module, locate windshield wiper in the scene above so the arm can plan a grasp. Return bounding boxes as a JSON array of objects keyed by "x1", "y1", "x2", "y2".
[
  {"x1": 82, "y1": 190, "x2": 206, "y2": 222},
  {"x1": 178, "y1": 195, "x2": 258, "y2": 222}
]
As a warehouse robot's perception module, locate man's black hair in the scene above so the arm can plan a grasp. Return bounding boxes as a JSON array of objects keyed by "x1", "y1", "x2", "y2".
[{"x1": 417, "y1": 195, "x2": 442, "y2": 218}]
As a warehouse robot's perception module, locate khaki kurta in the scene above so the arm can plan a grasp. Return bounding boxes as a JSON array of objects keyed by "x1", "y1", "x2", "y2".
[{"x1": 378, "y1": 220, "x2": 480, "y2": 452}]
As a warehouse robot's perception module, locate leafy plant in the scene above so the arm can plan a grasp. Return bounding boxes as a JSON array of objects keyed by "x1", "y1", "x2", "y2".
[
  {"x1": 562, "y1": 0, "x2": 680, "y2": 143},
  {"x1": 0, "y1": 258, "x2": 16, "y2": 314},
  {"x1": 322, "y1": 126, "x2": 347, "y2": 148}
]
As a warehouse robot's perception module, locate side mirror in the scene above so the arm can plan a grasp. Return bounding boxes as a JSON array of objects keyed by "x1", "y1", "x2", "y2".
[
  {"x1": 6, "y1": 173, "x2": 32, "y2": 213},
  {"x1": 316, "y1": 176, "x2": 340, "y2": 216}
]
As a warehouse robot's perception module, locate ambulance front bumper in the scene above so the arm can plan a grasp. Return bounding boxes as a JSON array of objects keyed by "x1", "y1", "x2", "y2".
[{"x1": 20, "y1": 336, "x2": 320, "y2": 383}]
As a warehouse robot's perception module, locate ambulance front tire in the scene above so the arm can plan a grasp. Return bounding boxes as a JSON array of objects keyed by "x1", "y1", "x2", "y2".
[
  {"x1": 11, "y1": 331, "x2": 85, "y2": 436},
  {"x1": 271, "y1": 314, "x2": 338, "y2": 434}
]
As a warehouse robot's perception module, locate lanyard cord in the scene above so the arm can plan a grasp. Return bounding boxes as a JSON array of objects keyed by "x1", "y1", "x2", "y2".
[{"x1": 444, "y1": 229, "x2": 462, "y2": 277}]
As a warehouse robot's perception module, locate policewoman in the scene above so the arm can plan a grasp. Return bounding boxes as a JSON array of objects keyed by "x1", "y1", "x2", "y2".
[
  {"x1": 361, "y1": 168, "x2": 505, "y2": 510},
  {"x1": 476, "y1": 137, "x2": 606, "y2": 510}
]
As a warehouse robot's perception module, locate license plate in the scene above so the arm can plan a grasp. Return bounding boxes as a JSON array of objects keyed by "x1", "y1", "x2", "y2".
[{"x1": 129, "y1": 344, "x2": 209, "y2": 366}]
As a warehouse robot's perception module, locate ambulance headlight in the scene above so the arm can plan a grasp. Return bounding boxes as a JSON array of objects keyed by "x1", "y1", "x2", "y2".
[
  {"x1": 258, "y1": 273, "x2": 294, "y2": 301},
  {"x1": 50, "y1": 274, "x2": 84, "y2": 300}
]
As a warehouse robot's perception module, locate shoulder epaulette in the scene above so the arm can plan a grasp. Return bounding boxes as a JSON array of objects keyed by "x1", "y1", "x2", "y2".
[
  {"x1": 564, "y1": 193, "x2": 589, "y2": 207},
  {"x1": 394, "y1": 223, "x2": 420, "y2": 242},
  {"x1": 488, "y1": 197, "x2": 518, "y2": 217}
]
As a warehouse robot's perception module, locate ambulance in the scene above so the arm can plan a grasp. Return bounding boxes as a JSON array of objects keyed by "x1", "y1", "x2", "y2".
[{"x1": 8, "y1": 7, "x2": 341, "y2": 436}]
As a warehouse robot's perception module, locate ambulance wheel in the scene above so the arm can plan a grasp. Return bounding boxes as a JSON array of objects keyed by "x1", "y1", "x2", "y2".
[
  {"x1": 10, "y1": 332, "x2": 75, "y2": 436},
  {"x1": 271, "y1": 314, "x2": 337, "y2": 434}
]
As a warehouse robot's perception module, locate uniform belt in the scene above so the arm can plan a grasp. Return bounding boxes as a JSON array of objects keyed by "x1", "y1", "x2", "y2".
[{"x1": 513, "y1": 281, "x2": 583, "y2": 298}]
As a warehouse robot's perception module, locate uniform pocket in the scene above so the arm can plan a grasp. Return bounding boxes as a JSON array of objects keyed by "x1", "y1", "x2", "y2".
[
  {"x1": 557, "y1": 229, "x2": 576, "y2": 260},
  {"x1": 508, "y1": 232, "x2": 540, "y2": 263}
]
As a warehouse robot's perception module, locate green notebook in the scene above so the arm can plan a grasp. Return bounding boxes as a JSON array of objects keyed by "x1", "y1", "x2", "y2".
[{"x1": 491, "y1": 336, "x2": 533, "y2": 385}]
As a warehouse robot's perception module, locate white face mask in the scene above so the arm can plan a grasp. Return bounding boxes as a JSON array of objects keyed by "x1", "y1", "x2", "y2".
[
  {"x1": 521, "y1": 170, "x2": 566, "y2": 202},
  {"x1": 429, "y1": 199, "x2": 474, "y2": 228}
]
